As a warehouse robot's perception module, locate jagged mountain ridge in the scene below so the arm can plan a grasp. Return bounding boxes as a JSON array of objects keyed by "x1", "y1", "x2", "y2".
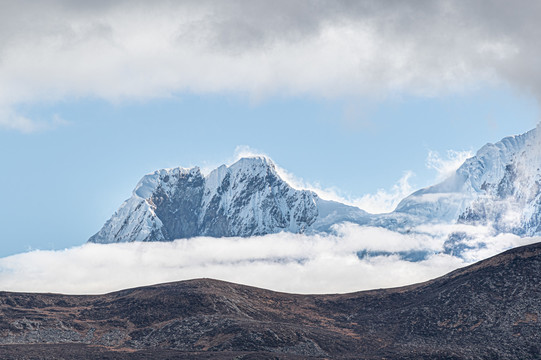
[
  {"x1": 2, "y1": 241, "x2": 541, "y2": 359},
  {"x1": 395, "y1": 127, "x2": 532, "y2": 223},
  {"x1": 395, "y1": 126, "x2": 541, "y2": 254},
  {"x1": 90, "y1": 125, "x2": 541, "y2": 245},
  {"x1": 456, "y1": 127, "x2": 541, "y2": 235},
  {"x1": 89, "y1": 157, "x2": 368, "y2": 243}
]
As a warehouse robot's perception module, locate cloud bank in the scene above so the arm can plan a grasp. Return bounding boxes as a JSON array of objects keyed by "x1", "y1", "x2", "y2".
[
  {"x1": 0, "y1": 223, "x2": 537, "y2": 295},
  {"x1": 1, "y1": 0, "x2": 541, "y2": 130}
]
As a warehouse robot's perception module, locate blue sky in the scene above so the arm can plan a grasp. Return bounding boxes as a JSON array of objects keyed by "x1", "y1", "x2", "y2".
[
  {"x1": 1, "y1": 89, "x2": 537, "y2": 256},
  {"x1": 1, "y1": 1, "x2": 541, "y2": 257}
]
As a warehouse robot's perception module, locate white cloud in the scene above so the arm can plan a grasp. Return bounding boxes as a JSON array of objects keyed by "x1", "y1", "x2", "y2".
[
  {"x1": 0, "y1": 223, "x2": 535, "y2": 295},
  {"x1": 354, "y1": 172, "x2": 414, "y2": 213},
  {"x1": 211, "y1": 146, "x2": 474, "y2": 215},
  {"x1": 426, "y1": 149, "x2": 474, "y2": 181},
  {"x1": 232, "y1": 145, "x2": 271, "y2": 163},
  {"x1": 0, "y1": 1, "x2": 540, "y2": 131},
  {"x1": 455, "y1": 232, "x2": 540, "y2": 263},
  {"x1": 0, "y1": 109, "x2": 69, "y2": 133}
]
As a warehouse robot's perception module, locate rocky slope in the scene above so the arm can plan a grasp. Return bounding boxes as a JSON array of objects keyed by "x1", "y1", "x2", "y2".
[{"x1": 1, "y1": 241, "x2": 541, "y2": 359}]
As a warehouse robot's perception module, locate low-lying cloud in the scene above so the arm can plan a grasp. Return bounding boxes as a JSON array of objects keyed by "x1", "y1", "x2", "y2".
[{"x1": 0, "y1": 223, "x2": 537, "y2": 295}]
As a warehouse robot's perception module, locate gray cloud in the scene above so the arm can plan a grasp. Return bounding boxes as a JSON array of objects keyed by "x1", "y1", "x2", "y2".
[{"x1": 0, "y1": 1, "x2": 540, "y2": 130}]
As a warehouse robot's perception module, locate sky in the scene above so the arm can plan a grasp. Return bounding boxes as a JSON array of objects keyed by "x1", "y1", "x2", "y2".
[{"x1": 1, "y1": 1, "x2": 541, "y2": 292}]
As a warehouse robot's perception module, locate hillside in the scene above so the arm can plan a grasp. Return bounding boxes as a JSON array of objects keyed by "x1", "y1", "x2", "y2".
[{"x1": 1, "y1": 242, "x2": 540, "y2": 359}]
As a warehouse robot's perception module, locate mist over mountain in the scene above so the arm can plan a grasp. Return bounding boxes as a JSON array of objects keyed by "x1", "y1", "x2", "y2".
[{"x1": 89, "y1": 126, "x2": 541, "y2": 261}]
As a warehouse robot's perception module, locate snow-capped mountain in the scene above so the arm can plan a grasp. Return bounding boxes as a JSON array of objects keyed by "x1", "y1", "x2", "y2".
[
  {"x1": 393, "y1": 125, "x2": 541, "y2": 254},
  {"x1": 395, "y1": 127, "x2": 533, "y2": 224},
  {"x1": 451, "y1": 127, "x2": 541, "y2": 237},
  {"x1": 396, "y1": 126, "x2": 541, "y2": 235},
  {"x1": 90, "y1": 125, "x2": 541, "y2": 249},
  {"x1": 89, "y1": 157, "x2": 368, "y2": 243}
]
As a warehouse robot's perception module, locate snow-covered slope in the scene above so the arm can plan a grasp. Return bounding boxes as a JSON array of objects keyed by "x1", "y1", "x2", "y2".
[
  {"x1": 90, "y1": 126, "x2": 541, "y2": 247},
  {"x1": 454, "y1": 127, "x2": 541, "y2": 236},
  {"x1": 394, "y1": 129, "x2": 532, "y2": 223},
  {"x1": 89, "y1": 157, "x2": 368, "y2": 243},
  {"x1": 392, "y1": 126, "x2": 541, "y2": 254}
]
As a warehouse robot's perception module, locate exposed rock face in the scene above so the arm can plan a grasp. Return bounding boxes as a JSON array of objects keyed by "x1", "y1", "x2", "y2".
[
  {"x1": 89, "y1": 157, "x2": 367, "y2": 243},
  {"x1": 1, "y1": 242, "x2": 541, "y2": 359}
]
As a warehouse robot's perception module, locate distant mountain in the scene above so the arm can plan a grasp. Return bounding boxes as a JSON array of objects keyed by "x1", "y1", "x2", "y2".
[
  {"x1": 90, "y1": 126, "x2": 541, "y2": 255},
  {"x1": 2, "y1": 241, "x2": 541, "y2": 359},
  {"x1": 455, "y1": 127, "x2": 541, "y2": 234},
  {"x1": 396, "y1": 127, "x2": 537, "y2": 228},
  {"x1": 89, "y1": 157, "x2": 367, "y2": 243},
  {"x1": 393, "y1": 126, "x2": 541, "y2": 255}
]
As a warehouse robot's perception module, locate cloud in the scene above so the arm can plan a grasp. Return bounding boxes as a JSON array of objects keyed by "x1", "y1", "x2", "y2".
[
  {"x1": 459, "y1": 232, "x2": 539, "y2": 262},
  {"x1": 232, "y1": 145, "x2": 271, "y2": 163},
  {"x1": 0, "y1": 223, "x2": 536, "y2": 295},
  {"x1": 354, "y1": 171, "x2": 414, "y2": 213},
  {"x1": 288, "y1": 169, "x2": 415, "y2": 214},
  {"x1": 1, "y1": 1, "x2": 540, "y2": 131},
  {"x1": 426, "y1": 149, "x2": 474, "y2": 181},
  {"x1": 0, "y1": 109, "x2": 69, "y2": 133}
]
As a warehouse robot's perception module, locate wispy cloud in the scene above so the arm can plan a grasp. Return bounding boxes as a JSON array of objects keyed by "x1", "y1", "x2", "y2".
[
  {"x1": 192, "y1": 145, "x2": 413, "y2": 214},
  {"x1": 354, "y1": 172, "x2": 414, "y2": 213},
  {"x1": 232, "y1": 145, "x2": 415, "y2": 214},
  {"x1": 426, "y1": 149, "x2": 474, "y2": 181},
  {"x1": 0, "y1": 109, "x2": 69, "y2": 133},
  {"x1": 230, "y1": 146, "x2": 475, "y2": 214}
]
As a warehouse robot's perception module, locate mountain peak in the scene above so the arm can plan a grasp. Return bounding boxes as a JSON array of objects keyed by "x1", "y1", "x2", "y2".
[
  {"x1": 229, "y1": 156, "x2": 276, "y2": 173},
  {"x1": 134, "y1": 166, "x2": 202, "y2": 199},
  {"x1": 90, "y1": 156, "x2": 340, "y2": 243}
]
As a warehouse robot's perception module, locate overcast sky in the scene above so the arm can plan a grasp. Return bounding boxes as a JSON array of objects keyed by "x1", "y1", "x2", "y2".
[
  {"x1": 1, "y1": 0, "x2": 541, "y2": 110},
  {"x1": 0, "y1": 1, "x2": 540, "y2": 260}
]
